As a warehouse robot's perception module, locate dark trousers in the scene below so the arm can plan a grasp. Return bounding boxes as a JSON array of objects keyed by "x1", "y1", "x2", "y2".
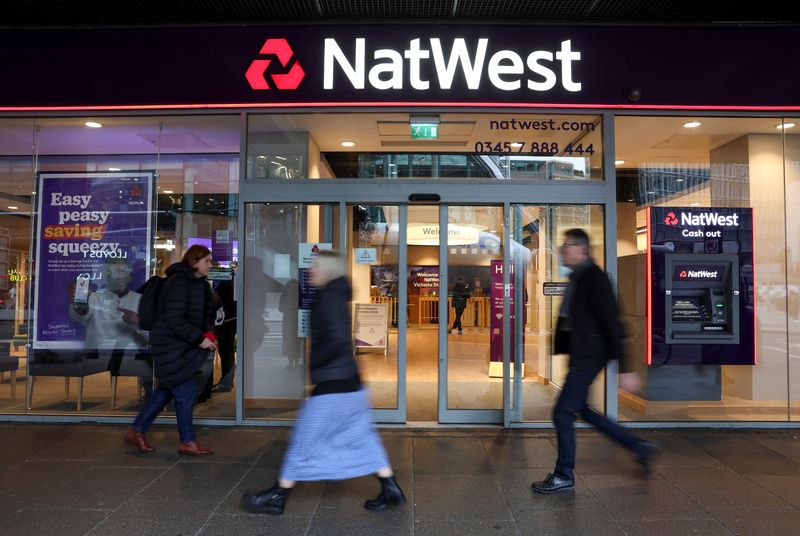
[
  {"x1": 217, "y1": 321, "x2": 236, "y2": 381},
  {"x1": 553, "y1": 359, "x2": 642, "y2": 480},
  {"x1": 132, "y1": 377, "x2": 197, "y2": 442},
  {"x1": 451, "y1": 306, "x2": 465, "y2": 330}
]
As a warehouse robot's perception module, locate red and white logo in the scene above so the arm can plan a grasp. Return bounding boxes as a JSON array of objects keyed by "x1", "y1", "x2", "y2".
[
  {"x1": 679, "y1": 270, "x2": 688, "y2": 278},
  {"x1": 664, "y1": 212, "x2": 679, "y2": 225},
  {"x1": 246, "y1": 38, "x2": 305, "y2": 90}
]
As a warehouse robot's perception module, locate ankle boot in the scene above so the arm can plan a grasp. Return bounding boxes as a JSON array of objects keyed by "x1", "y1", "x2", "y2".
[
  {"x1": 242, "y1": 484, "x2": 291, "y2": 515},
  {"x1": 178, "y1": 441, "x2": 213, "y2": 456},
  {"x1": 364, "y1": 475, "x2": 406, "y2": 511},
  {"x1": 123, "y1": 428, "x2": 155, "y2": 453}
]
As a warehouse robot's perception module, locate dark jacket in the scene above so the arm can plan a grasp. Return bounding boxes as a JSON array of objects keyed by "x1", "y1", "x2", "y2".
[
  {"x1": 309, "y1": 276, "x2": 359, "y2": 385},
  {"x1": 150, "y1": 262, "x2": 215, "y2": 388},
  {"x1": 452, "y1": 280, "x2": 471, "y2": 309},
  {"x1": 554, "y1": 261, "x2": 627, "y2": 371}
]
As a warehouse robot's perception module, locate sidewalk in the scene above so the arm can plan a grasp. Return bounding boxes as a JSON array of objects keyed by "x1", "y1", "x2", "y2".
[{"x1": 1, "y1": 423, "x2": 800, "y2": 535}]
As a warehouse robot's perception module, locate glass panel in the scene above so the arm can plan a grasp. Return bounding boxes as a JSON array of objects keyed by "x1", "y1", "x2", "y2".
[
  {"x1": 27, "y1": 115, "x2": 240, "y2": 418},
  {"x1": 511, "y1": 205, "x2": 606, "y2": 422},
  {"x1": 247, "y1": 112, "x2": 603, "y2": 180},
  {"x1": 406, "y1": 205, "x2": 440, "y2": 421},
  {"x1": 0, "y1": 119, "x2": 34, "y2": 414},
  {"x1": 348, "y1": 204, "x2": 400, "y2": 409},
  {"x1": 784, "y1": 118, "x2": 800, "y2": 420},
  {"x1": 446, "y1": 205, "x2": 504, "y2": 410},
  {"x1": 616, "y1": 116, "x2": 788, "y2": 421},
  {"x1": 242, "y1": 203, "x2": 341, "y2": 419}
]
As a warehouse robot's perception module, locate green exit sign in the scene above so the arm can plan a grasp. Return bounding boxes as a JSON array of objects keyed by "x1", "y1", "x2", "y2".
[{"x1": 411, "y1": 124, "x2": 438, "y2": 139}]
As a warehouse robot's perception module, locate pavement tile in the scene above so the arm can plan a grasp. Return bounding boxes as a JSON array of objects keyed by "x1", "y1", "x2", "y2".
[
  {"x1": 0, "y1": 460, "x2": 96, "y2": 501},
  {"x1": 618, "y1": 519, "x2": 734, "y2": 536},
  {"x1": 657, "y1": 465, "x2": 793, "y2": 511},
  {"x1": 414, "y1": 519, "x2": 521, "y2": 535},
  {"x1": 751, "y1": 434, "x2": 800, "y2": 464},
  {"x1": 320, "y1": 474, "x2": 412, "y2": 510},
  {"x1": 184, "y1": 427, "x2": 276, "y2": 463},
  {"x1": 637, "y1": 433, "x2": 725, "y2": 467},
  {"x1": 135, "y1": 461, "x2": 250, "y2": 503},
  {"x1": 482, "y1": 437, "x2": 557, "y2": 468},
  {"x1": 414, "y1": 437, "x2": 493, "y2": 475},
  {"x1": 198, "y1": 512, "x2": 310, "y2": 535},
  {"x1": 30, "y1": 427, "x2": 126, "y2": 461},
  {"x1": 34, "y1": 466, "x2": 166, "y2": 510},
  {"x1": 89, "y1": 497, "x2": 214, "y2": 536},
  {"x1": 711, "y1": 508, "x2": 800, "y2": 536},
  {"x1": 685, "y1": 434, "x2": 800, "y2": 475},
  {"x1": 0, "y1": 424, "x2": 69, "y2": 463},
  {"x1": 583, "y1": 473, "x2": 712, "y2": 521},
  {"x1": 0, "y1": 508, "x2": 108, "y2": 536},
  {"x1": 747, "y1": 474, "x2": 800, "y2": 509},
  {"x1": 415, "y1": 475, "x2": 513, "y2": 521},
  {"x1": 514, "y1": 508, "x2": 626, "y2": 536},
  {"x1": 306, "y1": 505, "x2": 412, "y2": 536},
  {"x1": 568, "y1": 435, "x2": 644, "y2": 476}
]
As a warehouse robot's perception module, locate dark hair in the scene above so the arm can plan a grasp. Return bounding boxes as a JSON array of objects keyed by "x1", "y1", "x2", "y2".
[
  {"x1": 182, "y1": 245, "x2": 212, "y2": 270},
  {"x1": 564, "y1": 228, "x2": 590, "y2": 248}
]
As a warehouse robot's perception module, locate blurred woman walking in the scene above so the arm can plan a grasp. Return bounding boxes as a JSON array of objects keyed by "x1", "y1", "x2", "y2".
[
  {"x1": 242, "y1": 251, "x2": 405, "y2": 515},
  {"x1": 123, "y1": 245, "x2": 217, "y2": 456}
]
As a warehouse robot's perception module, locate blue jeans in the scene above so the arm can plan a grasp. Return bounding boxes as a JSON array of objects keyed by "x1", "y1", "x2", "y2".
[
  {"x1": 132, "y1": 377, "x2": 196, "y2": 442},
  {"x1": 553, "y1": 359, "x2": 643, "y2": 480}
]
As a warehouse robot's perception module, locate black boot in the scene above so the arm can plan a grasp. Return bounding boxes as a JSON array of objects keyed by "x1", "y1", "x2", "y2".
[
  {"x1": 364, "y1": 475, "x2": 406, "y2": 511},
  {"x1": 241, "y1": 484, "x2": 290, "y2": 515}
]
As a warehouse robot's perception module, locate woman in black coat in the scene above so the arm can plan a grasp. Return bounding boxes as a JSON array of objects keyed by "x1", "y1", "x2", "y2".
[{"x1": 124, "y1": 245, "x2": 217, "y2": 456}]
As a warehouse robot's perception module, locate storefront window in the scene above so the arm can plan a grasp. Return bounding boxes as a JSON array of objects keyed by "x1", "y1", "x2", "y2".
[
  {"x1": 247, "y1": 113, "x2": 603, "y2": 180},
  {"x1": 615, "y1": 116, "x2": 790, "y2": 421},
  {"x1": 2, "y1": 115, "x2": 240, "y2": 418}
]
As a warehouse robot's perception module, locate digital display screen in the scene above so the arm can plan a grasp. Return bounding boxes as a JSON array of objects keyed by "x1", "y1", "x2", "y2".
[
  {"x1": 672, "y1": 296, "x2": 710, "y2": 322},
  {"x1": 673, "y1": 264, "x2": 726, "y2": 283}
]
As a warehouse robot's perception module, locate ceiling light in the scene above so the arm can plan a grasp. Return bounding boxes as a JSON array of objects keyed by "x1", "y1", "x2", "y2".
[
  {"x1": 690, "y1": 202, "x2": 700, "y2": 206},
  {"x1": 340, "y1": 141, "x2": 356, "y2": 147},
  {"x1": 676, "y1": 178, "x2": 684, "y2": 182},
  {"x1": 776, "y1": 122, "x2": 796, "y2": 130},
  {"x1": 84, "y1": 121, "x2": 103, "y2": 128},
  {"x1": 683, "y1": 121, "x2": 701, "y2": 128},
  {"x1": 274, "y1": 155, "x2": 287, "y2": 160},
  {"x1": 108, "y1": 167, "x2": 121, "y2": 171},
  {"x1": 510, "y1": 142, "x2": 524, "y2": 148},
  {"x1": 7, "y1": 206, "x2": 18, "y2": 210},
  {"x1": 163, "y1": 190, "x2": 174, "y2": 194},
  {"x1": 614, "y1": 160, "x2": 625, "y2": 165}
]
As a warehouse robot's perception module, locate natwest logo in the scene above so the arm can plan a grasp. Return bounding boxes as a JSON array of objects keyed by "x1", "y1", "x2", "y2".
[
  {"x1": 323, "y1": 38, "x2": 582, "y2": 92},
  {"x1": 686, "y1": 270, "x2": 719, "y2": 278},
  {"x1": 680, "y1": 211, "x2": 739, "y2": 227},
  {"x1": 246, "y1": 38, "x2": 305, "y2": 90},
  {"x1": 664, "y1": 212, "x2": 679, "y2": 225}
]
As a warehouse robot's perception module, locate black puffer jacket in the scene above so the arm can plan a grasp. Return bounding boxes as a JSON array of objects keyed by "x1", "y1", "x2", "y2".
[
  {"x1": 150, "y1": 262, "x2": 215, "y2": 388},
  {"x1": 309, "y1": 276, "x2": 358, "y2": 385}
]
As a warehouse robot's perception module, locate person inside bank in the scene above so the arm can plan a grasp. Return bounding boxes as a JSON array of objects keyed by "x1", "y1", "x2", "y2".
[{"x1": 449, "y1": 275, "x2": 471, "y2": 334}]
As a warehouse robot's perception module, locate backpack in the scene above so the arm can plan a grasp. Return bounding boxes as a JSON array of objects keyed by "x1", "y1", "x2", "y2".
[{"x1": 137, "y1": 275, "x2": 166, "y2": 331}]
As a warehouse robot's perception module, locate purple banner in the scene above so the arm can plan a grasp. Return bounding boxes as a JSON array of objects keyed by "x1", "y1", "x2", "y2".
[
  {"x1": 34, "y1": 172, "x2": 153, "y2": 350},
  {"x1": 490, "y1": 260, "x2": 526, "y2": 368}
]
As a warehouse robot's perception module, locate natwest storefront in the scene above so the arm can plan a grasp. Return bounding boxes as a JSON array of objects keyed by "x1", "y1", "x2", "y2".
[{"x1": 0, "y1": 24, "x2": 798, "y2": 427}]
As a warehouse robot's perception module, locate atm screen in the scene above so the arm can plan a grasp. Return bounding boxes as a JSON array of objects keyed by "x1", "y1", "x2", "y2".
[
  {"x1": 671, "y1": 296, "x2": 710, "y2": 322},
  {"x1": 672, "y1": 265, "x2": 727, "y2": 283}
]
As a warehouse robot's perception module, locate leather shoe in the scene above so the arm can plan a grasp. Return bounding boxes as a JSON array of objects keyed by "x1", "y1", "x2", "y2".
[
  {"x1": 532, "y1": 473, "x2": 575, "y2": 494},
  {"x1": 242, "y1": 484, "x2": 290, "y2": 515},
  {"x1": 178, "y1": 441, "x2": 213, "y2": 456},
  {"x1": 364, "y1": 475, "x2": 406, "y2": 511},
  {"x1": 123, "y1": 428, "x2": 155, "y2": 453}
]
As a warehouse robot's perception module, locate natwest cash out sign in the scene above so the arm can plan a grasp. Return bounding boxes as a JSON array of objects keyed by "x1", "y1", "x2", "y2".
[
  {"x1": 660, "y1": 209, "x2": 743, "y2": 239},
  {"x1": 246, "y1": 34, "x2": 583, "y2": 95}
]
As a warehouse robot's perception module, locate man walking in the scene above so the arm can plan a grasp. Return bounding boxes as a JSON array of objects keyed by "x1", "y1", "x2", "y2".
[{"x1": 533, "y1": 229, "x2": 658, "y2": 494}]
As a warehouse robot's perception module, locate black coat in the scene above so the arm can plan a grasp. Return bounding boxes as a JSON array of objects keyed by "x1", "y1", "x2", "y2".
[
  {"x1": 452, "y1": 281, "x2": 471, "y2": 310},
  {"x1": 309, "y1": 276, "x2": 359, "y2": 385},
  {"x1": 150, "y1": 262, "x2": 215, "y2": 388},
  {"x1": 554, "y1": 261, "x2": 627, "y2": 371}
]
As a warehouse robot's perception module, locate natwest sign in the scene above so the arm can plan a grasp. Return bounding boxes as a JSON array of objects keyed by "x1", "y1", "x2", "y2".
[
  {"x1": 322, "y1": 38, "x2": 582, "y2": 92},
  {"x1": 680, "y1": 211, "x2": 740, "y2": 227}
]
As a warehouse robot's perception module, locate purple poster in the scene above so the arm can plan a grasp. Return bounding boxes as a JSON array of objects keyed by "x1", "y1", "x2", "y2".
[
  {"x1": 33, "y1": 172, "x2": 153, "y2": 350},
  {"x1": 490, "y1": 260, "x2": 525, "y2": 375}
]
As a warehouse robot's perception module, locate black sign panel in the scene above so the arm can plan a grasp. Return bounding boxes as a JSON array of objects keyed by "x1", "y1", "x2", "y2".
[{"x1": 1, "y1": 25, "x2": 800, "y2": 109}]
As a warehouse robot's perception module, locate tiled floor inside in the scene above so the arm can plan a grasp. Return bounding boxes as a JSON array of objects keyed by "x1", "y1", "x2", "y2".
[{"x1": 2, "y1": 423, "x2": 800, "y2": 535}]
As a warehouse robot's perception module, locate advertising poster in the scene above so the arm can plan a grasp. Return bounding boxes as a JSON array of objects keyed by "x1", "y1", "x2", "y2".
[
  {"x1": 297, "y1": 242, "x2": 332, "y2": 337},
  {"x1": 489, "y1": 260, "x2": 525, "y2": 377},
  {"x1": 647, "y1": 207, "x2": 755, "y2": 366},
  {"x1": 212, "y1": 229, "x2": 234, "y2": 264},
  {"x1": 354, "y1": 303, "x2": 389, "y2": 353},
  {"x1": 33, "y1": 172, "x2": 153, "y2": 350}
]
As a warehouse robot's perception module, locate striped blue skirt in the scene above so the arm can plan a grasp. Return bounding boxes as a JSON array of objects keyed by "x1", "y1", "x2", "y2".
[{"x1": 280, "y1": 388, "x2": 390, "y2": 481}]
